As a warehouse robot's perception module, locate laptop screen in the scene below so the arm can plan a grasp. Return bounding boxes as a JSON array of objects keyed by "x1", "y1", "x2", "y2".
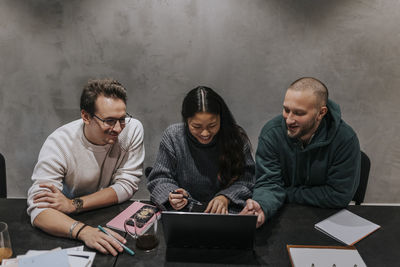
[{"x1": 161, "y1": 211, "x2": 257, "y2": 250}]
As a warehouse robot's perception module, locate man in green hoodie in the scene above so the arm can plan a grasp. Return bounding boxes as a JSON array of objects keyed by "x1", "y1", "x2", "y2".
[{"x1": 241, "y1": 77, "x2": 360, "y2": 227}]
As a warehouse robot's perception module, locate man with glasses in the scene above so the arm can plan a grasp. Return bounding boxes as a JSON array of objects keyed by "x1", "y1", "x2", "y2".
[{"x1": 27, "y1": 79, "x2": 144, "y2": 256}]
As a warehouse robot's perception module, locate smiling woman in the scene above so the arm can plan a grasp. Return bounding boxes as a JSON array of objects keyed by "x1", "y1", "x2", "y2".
[
  {"x1": 147, "y1": 86, "x2": 255, "y2": 214},
  {"x1": 187, "y1": 112, "x2": 220, "y2": 144}
]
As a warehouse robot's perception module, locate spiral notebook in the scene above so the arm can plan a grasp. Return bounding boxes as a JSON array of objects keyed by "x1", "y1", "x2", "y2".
[{"x1": 314, "y1": 209, "x2": 380, "y2": 245}]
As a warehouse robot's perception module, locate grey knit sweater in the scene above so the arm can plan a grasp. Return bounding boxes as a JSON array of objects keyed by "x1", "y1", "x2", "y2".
[{"x1": 147, "y1": 123, "x2": 255, "y2": 213}]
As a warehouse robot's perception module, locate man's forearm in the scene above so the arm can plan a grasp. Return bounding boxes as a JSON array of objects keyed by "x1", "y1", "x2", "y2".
[
  {"x1": 78, "y1": 187, "x2": 119, "y2": 212},
  {"x1": 286, "y1": 185, "x2": 353, "y2": 208},
  {"x1": 33, "y1": 209, "x2": 81, "y2": 238},
  {"x1": 33, "y1": 206, "x2": 127, "y2": 256},
  {"x1": 33, "y1": 187, "x2": 118, "y2": 237}
]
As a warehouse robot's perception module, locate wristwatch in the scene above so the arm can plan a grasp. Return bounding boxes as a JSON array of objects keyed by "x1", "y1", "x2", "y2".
[{"x1": 72, "y1": 197, "x2": 83, "y2": 213}]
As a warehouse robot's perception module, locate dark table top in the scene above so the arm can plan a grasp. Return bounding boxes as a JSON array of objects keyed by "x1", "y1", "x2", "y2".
[
  {"x1": 116, "y1": 203, "x2": 400, "y2": 267},
  {"x1": 0, "y1": 198, "x2": 129, "y2": 267},
  {"x1": 1, "y1": 199, "x2": 399, "y2": 267}
]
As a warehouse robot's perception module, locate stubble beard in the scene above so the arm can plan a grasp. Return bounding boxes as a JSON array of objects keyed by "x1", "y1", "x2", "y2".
[{"x1": 287, "y1": 116, "x2": 319, "y2": 140}]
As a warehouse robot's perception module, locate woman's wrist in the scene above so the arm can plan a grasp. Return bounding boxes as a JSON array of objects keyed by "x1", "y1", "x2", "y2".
[{"x1": 217, "y1": 195, "x2": 230, "y2": 205}]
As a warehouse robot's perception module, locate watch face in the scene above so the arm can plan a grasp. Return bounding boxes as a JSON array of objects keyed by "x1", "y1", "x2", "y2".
[{"x1": 73, "y1": 198, "x2": 83, "y2": 209}]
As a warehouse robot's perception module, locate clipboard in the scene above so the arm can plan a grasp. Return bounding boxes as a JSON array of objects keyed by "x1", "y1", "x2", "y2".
[{"x1": 287, "y1": 245, "x2": 367, "y2": 267}]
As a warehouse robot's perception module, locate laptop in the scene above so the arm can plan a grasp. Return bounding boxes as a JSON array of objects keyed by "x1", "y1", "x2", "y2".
[{"x1": 162, "y1": 211, "x2": 257, "y2": 250}]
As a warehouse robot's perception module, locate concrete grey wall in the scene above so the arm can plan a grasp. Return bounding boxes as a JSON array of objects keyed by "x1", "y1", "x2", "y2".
[{"x1": 1, "y1": 0, "x2": 399, "y2": 202}]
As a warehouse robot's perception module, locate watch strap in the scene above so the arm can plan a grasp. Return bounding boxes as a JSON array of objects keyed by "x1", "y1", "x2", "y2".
[{"x1": 72, "y1": 197, "x2": 83, "y2": 213}]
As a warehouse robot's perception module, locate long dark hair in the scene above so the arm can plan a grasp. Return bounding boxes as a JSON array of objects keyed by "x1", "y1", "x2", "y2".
[{"x1": 182, "y1": 86, "x2": 250, "y2": 187}]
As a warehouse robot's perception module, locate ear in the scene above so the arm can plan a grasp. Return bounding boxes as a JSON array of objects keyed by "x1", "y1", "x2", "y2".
[
  {"x1": 317, "y1": 106, "x2": 328, "y2": 121},
  {"x1": 81, "y1": 110, "x2": 91, "y2": 125}
]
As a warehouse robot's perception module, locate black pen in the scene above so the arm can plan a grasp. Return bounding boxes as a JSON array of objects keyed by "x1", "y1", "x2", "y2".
[{"x1": 171, "y1": 190, "x2": 203, "y2": 206}]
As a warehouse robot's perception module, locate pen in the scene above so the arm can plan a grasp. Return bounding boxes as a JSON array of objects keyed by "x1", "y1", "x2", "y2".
[
  {"x1": 97, "y1": 225, "x2": 135, "y2": 256},
  {"x1": 171, "y1": 190, "x2": 203, "y2": 206}
]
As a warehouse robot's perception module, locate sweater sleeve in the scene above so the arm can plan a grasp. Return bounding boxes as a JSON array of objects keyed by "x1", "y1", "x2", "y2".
[
  {"x1": 27, "y1": 135, "x2": 67, "y2": 224},
  {"x1": 110, "y1": 120, "x2": 145, "y2": 203},
  {"x1": 147, "y1": 131, "x2": 180, "y2": 210},
  {"x1": 286, "y1": 134, "x2": 361, "y2": 208},
  {"x1": 252, "y1": 134, "x2": 287, "y2": 219},
  {"x1": 216, "y1": 142, "x2": 255, "y2": 209}
]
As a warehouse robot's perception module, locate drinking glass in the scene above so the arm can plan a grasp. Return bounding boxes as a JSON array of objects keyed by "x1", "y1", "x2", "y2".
[
  {"x1": 124, "y1": 214, "x2": 159, "y2": 251},
  {"x1": 0, "y1": 222, "x2": 12, "y2": 263}
]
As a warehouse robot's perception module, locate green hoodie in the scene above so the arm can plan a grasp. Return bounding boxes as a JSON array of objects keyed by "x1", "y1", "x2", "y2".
[{"x1": 253, "y1": 99, "x2": 360, "y2": 218}]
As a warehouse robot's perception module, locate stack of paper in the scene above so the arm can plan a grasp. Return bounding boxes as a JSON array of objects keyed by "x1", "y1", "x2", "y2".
[
  {"x1": 1, "y1": 246, "x2": 95, "y2": 267},
  {"x1": 314, "y1": 209, "x2": 381, "y2": 245}
]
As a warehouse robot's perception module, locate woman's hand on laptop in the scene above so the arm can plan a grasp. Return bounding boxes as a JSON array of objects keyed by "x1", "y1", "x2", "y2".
[
  {"x1": 240, "y1": 199, "x2": 266, "y2": 228},
  {"x1": 169, "y1": 188, "x2": 188, "y2": 210},
  {"x1": 204, "y1": 195, "x2": 229, "y2": 214}
]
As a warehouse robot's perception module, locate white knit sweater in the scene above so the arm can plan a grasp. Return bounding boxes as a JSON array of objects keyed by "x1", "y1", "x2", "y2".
[{"x1": 27, "y1": 118, "x2": 145, "y2": 224}]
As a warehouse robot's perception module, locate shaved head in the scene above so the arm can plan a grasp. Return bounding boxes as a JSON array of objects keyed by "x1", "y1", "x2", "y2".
[
  {"x1": 288, "y1": 77, "x2": 328, "y2": 108},
  {"x1": 283, "y1": 77, "x2": 329, "y2": 143}
]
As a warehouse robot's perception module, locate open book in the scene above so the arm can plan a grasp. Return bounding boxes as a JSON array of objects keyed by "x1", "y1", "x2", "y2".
[{"x1": 315, "y1": 209, "x2": 380, "y2": 245}]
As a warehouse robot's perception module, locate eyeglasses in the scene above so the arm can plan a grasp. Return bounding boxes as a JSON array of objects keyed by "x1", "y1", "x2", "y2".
[{"x1": 93, "y1": 113, "x2": 132, "y2": 127}]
